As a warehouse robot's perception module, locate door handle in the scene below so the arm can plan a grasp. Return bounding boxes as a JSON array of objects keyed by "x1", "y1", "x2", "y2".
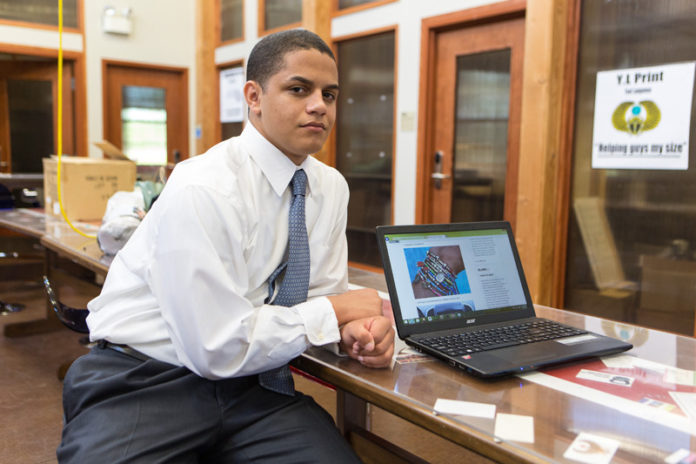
[{"x1": 431, "y1": 150, "x2": 450, "y2": 189}]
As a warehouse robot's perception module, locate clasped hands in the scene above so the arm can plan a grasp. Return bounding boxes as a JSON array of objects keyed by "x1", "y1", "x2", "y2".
[{"x1": 328, "y1": 288, "x2": 395, "y2": 368}]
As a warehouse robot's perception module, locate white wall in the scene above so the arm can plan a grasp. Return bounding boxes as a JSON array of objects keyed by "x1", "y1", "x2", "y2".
[
  {"x1": 0, "y1": 24, "x2": 82, "y2": 52},
  {"x1": 215, "y1": 0, "x2": 505, "y2": 225}
]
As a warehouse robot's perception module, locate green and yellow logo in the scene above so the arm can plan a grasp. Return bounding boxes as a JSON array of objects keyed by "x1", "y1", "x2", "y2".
[{"x1": 611, "y1": 101, "x2": 661, "y2": 135}]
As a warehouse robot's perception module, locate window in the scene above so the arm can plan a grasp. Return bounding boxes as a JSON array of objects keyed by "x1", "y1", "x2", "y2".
[
  {"x1": 0, "y1": 0, "x2": 78, "y2": 28},
  {"x1": 336, "y1": 0, "x2": 393, "y2": 11},
  {"x1": 121, "y1": 86, "x2": 167, "y2": 166},
  {"x1": 451, "y1": 50, "x2": 511, "y2": 223},
  {"x1": 261, "y1": 0, "x2": 301, "y2": 32},
  {"x1": 220, "y1": 0, "x2": 243, "y2": 43},
  {"x1": 564, "y1": 0, "x2": 696, "y2": 335},
  {"x1": 336, "y1": 31, "x2": 395, "y2": 267}
]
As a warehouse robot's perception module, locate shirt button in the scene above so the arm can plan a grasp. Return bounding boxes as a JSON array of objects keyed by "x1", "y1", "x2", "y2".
[{"x1": 317, "y1": 332, "x2": 324, "y2": 341}]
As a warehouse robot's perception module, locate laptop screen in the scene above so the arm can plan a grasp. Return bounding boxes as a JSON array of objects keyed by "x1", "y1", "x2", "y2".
[{"x1": 380, "y1": 225, "x2": 529, "y2": 330}]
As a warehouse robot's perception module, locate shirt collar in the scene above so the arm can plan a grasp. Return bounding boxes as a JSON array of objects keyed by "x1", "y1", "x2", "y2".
[{"x1": 240, "y1": 122, "x2": 317, "y2": 197}]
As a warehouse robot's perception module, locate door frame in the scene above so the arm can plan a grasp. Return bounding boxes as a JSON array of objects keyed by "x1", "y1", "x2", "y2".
[
  {"x1": 102, "y1": 59, "x2": 189, "y2": 166},
  {"x1": 415, "y1": 0, "x2": 526, "y2": 224},
  {"x1": 0, "y1": 43, "x2": 87, "y2": 168}
]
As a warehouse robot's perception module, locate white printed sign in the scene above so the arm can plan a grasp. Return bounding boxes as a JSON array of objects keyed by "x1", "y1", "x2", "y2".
[
  {"x1": 219, "y1": 67, "x2": 245, "y2": 123},
  {"x1": 591, "y1": 62, "x2": 695, "y2": 170}
]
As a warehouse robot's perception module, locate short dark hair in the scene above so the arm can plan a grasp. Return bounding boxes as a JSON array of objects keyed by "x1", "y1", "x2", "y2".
[{"x1": 246, "y1": 29, "x2": 336, "y2": 89}]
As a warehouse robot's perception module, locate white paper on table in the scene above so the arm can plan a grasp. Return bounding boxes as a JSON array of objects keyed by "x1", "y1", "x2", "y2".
[
  {"x1": 668, "y1": 392, "x2": 696, "y2": 421},
  {"x1": 433, "y1": 399, "x2": 496, "y2": 419},
  {"x1": 601, "y1": 354, "x2": 636, "y2": 369},
  {"x1": 664, "y1": 367, "x2": 696, "y2": 387},
  {"x1": 563, "y1": 432, "x2": 619, "y2": 464},
  {"x1": 664, "y1": 448, "x2": 695, "y2": 464},
  {"x1": 494, "y1": 413, "x2": 534, "y2": 443}
]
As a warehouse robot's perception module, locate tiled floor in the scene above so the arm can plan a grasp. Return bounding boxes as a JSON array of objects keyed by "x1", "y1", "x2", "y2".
[{"x1": 0, "y1": 274, "x2": 478, "y2": 464}]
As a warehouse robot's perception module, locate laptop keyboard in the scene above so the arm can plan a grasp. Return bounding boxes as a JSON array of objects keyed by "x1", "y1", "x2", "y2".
[{"x1": 418, "y1": 319, "x2": 587, "y2": 357}]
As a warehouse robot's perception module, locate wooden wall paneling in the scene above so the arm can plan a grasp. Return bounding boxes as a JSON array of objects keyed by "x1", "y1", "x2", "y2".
[
  {"x1": 302, "y1": 0, "x2": 334, "y2": 165},
  {"x1": 73, "y1": 53, "x2": 87, "y2": 156},
  {"x1": 59, "y1": 62, "x2": 75, "y2": 156},
  {"x1": 550, "y1": 0, "x2": 582, "y2": 307},
  {"x1": 257, "y1": 0, "x2": 266, "y2": 37},
  {"x1": 415, "y1": 25, "x2": 437, "y2": 223},
  {"x1": 196, "y1": 0, "x2": 219, "y2": 156},
  {"x1": 391, "y1": 26, "x2": 398, "y2": 225},
  {"x1": 515, "y1": 0, "x2": 571, "y2": 305},
  {"x1": 302, "y1": 0, "x2": 331, "y2": 44}
]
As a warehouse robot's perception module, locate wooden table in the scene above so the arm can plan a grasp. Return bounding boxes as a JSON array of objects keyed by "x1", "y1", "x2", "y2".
[
  {"x1": 299, "y1": 269, "x2": 696, "y2": 463},
  {"x1": 0, "y1": 209, "x2": 104, "y2": 337},
  {"x1": 3, "y1": 210, "x2": 695, "y2": 462}
]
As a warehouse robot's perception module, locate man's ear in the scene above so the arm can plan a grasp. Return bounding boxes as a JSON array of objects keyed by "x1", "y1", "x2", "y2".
[{"x1": 244, "y1": 81, "x2": 262, "y2": 117}]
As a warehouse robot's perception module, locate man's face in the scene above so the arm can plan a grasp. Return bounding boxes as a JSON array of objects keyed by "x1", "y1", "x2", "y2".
[{"x1": 246, "y1": 49, "x2": 339, "y2": 165}]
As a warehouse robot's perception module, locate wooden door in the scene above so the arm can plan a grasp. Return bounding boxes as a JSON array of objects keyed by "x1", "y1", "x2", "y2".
[
  {"x1": 103, "y1": 62, "x2": 188, "y2": 166},
  {"x1": 423, "y1": 17, "x2": 524, "y2": 227},
  {"x1": 0, "y1": 60, "x2": 74, "y2": 173}
]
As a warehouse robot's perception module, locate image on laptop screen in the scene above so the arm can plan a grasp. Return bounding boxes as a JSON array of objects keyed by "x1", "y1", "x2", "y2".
[{"x1": 382, "y1": 228, "x2": 528, "y2": 327}]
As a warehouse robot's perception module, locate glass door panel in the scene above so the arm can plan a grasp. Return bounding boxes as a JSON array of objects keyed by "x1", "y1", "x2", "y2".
[
  {"x1": 336, "y1": 31, "x2": 395, "y2": 267},
  {"x1": 452, "y1": 50, "x2": 510, "y2": 223},
  {"x1": 564, "y1": 0, "x2": 696, "y2": 336},
  {"x1": 7, "y1": 79, "x2": 53, "y2": 173},
  {"x1": 121, "y1": 86, "x2": 167, "y2": 165},
  {"x1": 263, "y1": 0, "x2": 301, "y2": 31},
  {"x1": 220, "y1": 0, "x2": 243, "y2": 42},
  {"x1": 0, "y1": 58, "x2": 74, "y2": 173}
]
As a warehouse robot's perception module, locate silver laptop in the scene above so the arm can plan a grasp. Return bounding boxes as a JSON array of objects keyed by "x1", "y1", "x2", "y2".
[{"x1": 376, "y1": 221, "x2": 632, "y2": 378}]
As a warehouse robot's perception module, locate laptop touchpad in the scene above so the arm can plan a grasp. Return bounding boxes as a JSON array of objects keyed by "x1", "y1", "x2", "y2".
[{"x1": 491, "y1": 343, "x2": 564, "y2": 364}]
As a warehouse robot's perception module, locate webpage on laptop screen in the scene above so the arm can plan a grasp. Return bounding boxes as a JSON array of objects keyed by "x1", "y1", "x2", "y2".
[{"x1": 384, "y1": 229, "x2": 528, "y2": 325}]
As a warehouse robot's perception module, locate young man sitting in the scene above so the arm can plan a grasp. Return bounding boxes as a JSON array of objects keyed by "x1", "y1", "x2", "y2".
[{"x1": 57, "y1": 29, "x2": 394, "y2": 463}]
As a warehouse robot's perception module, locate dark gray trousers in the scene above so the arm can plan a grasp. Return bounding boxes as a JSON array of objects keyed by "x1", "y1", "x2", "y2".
[{"x1": 57, "y1": 345, "x2": 361, "y2": 463}]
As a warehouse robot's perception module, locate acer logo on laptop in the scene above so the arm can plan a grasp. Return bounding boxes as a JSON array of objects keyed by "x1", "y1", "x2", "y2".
[{"x1": 466, "y1": 318, "x2": 476, "y2": 324}]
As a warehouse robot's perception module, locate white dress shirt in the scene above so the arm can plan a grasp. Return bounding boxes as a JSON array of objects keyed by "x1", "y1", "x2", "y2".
[{"x1": 87, "y1": 123, "x2": 349, "y2": 380}]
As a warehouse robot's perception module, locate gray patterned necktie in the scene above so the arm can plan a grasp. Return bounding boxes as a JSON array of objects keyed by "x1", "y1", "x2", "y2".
[{"x1": 259, "y1": 169, "x2": 309, "y2": 395}]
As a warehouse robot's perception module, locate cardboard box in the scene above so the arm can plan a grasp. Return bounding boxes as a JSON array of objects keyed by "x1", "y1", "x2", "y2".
[
  {"x1": 93, "y1": 140, "x2": 131, "y2": 161},
  {"x1": 43, "y1": 156, "x2": 136, "y2": 221}
]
